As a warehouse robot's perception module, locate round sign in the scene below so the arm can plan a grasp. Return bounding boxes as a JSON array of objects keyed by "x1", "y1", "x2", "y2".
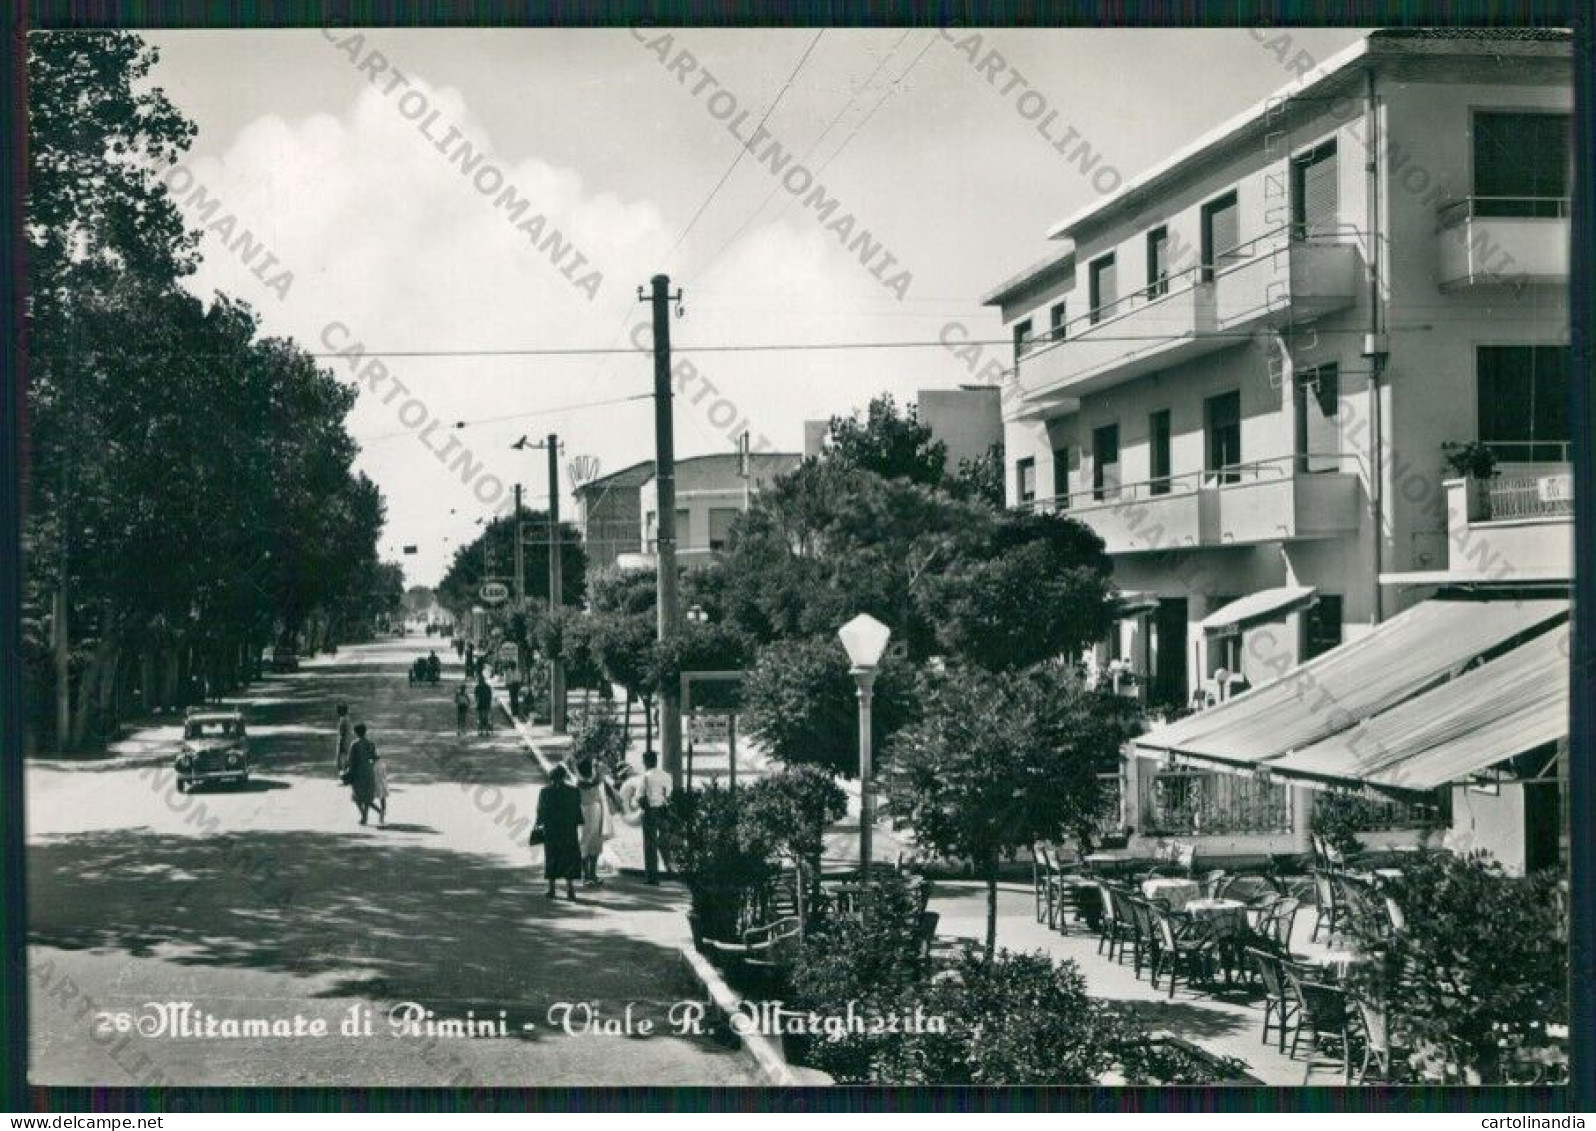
[{"x1": 479, "y1": 581, "x2": 509, "y2": 605}]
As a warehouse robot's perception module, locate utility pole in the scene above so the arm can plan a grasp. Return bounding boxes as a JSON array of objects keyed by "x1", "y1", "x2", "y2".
[
  {"x1": 643, "y1": 274, "x2": 684, "y2": 787},
  {"x1": 547, "y1": 432, "x2": 566, "y2": 734},
  {"x1": 513, "y1": 483, "x2": 526, "y2": 607}
]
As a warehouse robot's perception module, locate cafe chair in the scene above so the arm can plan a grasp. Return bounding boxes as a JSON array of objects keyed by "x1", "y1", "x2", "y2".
[
  {"x1": 1148, "y1": 904, "x2": 1217, "y2": 999},
  {"x1": 1281, "y1": 962, "x2": 1355, "y2": 1083},
  {"x1": 1351, "y1": 996, "x2": 1400, "y2": 1084},
  {"x1": 1246, "y1": 946, "x2": 1300, "y2": 1054}
]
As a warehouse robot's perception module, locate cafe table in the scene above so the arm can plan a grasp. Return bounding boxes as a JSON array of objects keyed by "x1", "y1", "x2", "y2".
[
  {"x1": 1141, "y1": 877, "x2": 1202, "y2": 911},
  {"x1": 1304, "y1": 949, "x2": 1373, "y2": 981},
  {"x1": 1182, "y1": 897, "x2": 1249, "y2": 937}
]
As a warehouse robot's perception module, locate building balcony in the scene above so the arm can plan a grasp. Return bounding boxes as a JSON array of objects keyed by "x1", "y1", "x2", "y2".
[
  {"x1": 1383, "y1": 457, "x2": 1572, "y2": 589},
  {"x1": 1020, "y1": 455, "x2": 1363, "y2": 555},
  {"x1": 1211, "y1": 233, "x2": 1362, "y2": 331},
  {"x1": 1436, "y1": 198, "x2": 1570, "y2": 290},
  {"x1": 1009, "y1": 231, "x2": 1361, "y2": 420}
]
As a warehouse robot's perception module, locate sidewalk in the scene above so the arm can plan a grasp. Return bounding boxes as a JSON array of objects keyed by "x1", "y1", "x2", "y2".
[{"x1": 927, "y1": 880, "x2": 1352, "y2": 1086}]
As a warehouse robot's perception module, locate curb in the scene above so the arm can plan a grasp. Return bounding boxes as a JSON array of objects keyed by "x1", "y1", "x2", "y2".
[{"x1": 675, "y1": 944, "x2": 797, "y2": 1087}]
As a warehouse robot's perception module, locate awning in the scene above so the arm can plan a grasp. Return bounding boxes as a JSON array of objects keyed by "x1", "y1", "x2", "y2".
[
  {"x1": 1114, "y1": 590, "x2": 1161, "y2": 618},
  {"x1": 1201, "y1": 586, "x2": 1317, "y2": 638},
  {"x1": 1269, "y1": 623, "x2": 1569, "y2": 791},
  {"x1": 1135, "y1": 594, "x2": 1570, "y2": 768}
]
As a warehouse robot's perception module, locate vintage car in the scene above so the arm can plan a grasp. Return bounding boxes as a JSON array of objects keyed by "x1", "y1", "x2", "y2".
[{"x1": 175, "y1": 709, "x2": 251, "y2": 791}]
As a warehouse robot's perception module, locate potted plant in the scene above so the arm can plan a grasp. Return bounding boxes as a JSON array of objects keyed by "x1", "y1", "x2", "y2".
[{"x1": 657, "y1": 783, "x2": 774, "y2": 947}]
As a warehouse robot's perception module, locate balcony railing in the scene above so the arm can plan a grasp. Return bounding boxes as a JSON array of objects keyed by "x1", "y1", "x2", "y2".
[
  {"x1": 1017, "y1": 454, "x2": 1362, "y2": 553},
  {"x1": 1437, "y1": 196, "x2": 1571, "y2": 228},
  {"x1": 1436, "y1": 197, "x2": 1570, "y2": 289},
  {"x1": 1484, "y1": 473, "x2": 1574, "y2": 521},
  {"x1": 1012, "y1": 227, "x2": 1361, "y2": 406}
]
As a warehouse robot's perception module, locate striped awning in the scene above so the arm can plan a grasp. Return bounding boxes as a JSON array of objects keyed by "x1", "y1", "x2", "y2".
[
  {"x1": 1136, "y1": 595, "x2": 1570, "y2": 770},
  {"x1": 1200, "y1": 586, "x2": 1317, "y2": 638},
  {"x1": 1268, "y1": 623, "x2": 1569, "y2": 791}
]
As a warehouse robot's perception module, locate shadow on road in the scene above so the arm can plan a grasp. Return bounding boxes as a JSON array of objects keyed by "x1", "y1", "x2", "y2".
[{"x1": 30, "y1": 828, "x2": 710, "y2": 1044}]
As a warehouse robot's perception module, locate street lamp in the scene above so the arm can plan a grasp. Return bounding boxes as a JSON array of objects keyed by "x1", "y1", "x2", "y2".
[{"x1": 838, "y1": 613, "x2": 891, "y2": 915}]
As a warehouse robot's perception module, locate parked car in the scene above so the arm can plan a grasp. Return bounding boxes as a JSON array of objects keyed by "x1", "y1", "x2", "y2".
[
  {"x1": 264, "y1": 645, "x2": 300, "y2": 673},
  {"x1": 175, "y1": 709, "x2": 251, "y2": 792}
]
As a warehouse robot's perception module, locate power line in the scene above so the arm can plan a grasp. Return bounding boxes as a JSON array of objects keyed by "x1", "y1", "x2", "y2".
[
  {"x1": 691, "y1": 30, "x2": 912, "y2": 283},
  {"x1": 355, "y1": 391, "x2": 651, "y2": 442},
  {"x1": 665, "y1": 29, "x2": 827, "y2": 262}
]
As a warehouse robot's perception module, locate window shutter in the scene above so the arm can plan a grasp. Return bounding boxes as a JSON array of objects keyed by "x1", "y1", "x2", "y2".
[
  {"x1": 1296, "y1": 144, "x2": 1337, "y2": 238},
  {"x1": 1210, "y1": 198, "x2": 1239, "y2": 260}
]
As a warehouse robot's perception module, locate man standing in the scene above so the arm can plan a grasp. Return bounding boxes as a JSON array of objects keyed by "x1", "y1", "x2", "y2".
[
  {"x1": 621, "y1": 751, "x2": 673, "y2": 885},
  {"x1": 474, "y1": 672, "x2": 493, "y2": 736},
  {"x1": 334, "y1": 703, "x2": 353, "y2": 776}
]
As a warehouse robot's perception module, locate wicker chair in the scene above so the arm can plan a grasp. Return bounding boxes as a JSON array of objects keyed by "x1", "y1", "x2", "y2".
[
  {"x1": 1281, "y1": 961, "x2": 1354, "y2": 1083},
  {"x1": 1096, "y1": 882, "x2": 1133, "y2": 963},
  {"x1": 1246, "y1": 946, "x2": 1300, "y2": 1053},
  {"x1": 1123, "y1": 895, "x2": 1158, "y2": 980},
  {"x1": 1148, "y1": 903, "x2": 1216, "y2": 998},
  {"x1": 1351, "y1": 996, "x2": 1400, "y2": 1083},
  {"x1": 1310, "y1": 870, "x2": 1343, "y2": 943}
]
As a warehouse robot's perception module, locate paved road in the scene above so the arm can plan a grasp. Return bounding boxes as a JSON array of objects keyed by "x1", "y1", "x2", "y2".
[{"x1": 26, "y1": 638, "x2": 761, "y2": 1087}]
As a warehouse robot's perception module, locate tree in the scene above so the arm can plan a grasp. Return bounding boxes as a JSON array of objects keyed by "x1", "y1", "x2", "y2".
[
  {"x1": 718, "y1": 461, "x2": 990, "y2": 657},
  {"x1": 823, "y1": 393, "x2": 948, "y2": 488},
  {"x1": 950, "y1": 444, "x2": 1005, "y2": 508},
  {"x1": 884, "y1": 664, "x2": 1138, "y2": 957},
  {"x1": 1347, "y1": 851, "x2": 1568, "y2": 1084},
  {"x1": 739, "y1": 766, "x2": 849, "y2": 908},
  {"x1": 741, "y1": 636, "x2": 917, "y2": 777},
  {"x1": 436, "y1": 511, "x2": 586, "y2": 618},
  {"x1": 919, "y1": 508, "x2": 1114, "y2": 671}
]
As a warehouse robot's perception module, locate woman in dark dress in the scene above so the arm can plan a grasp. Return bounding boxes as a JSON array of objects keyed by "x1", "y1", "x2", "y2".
[
  {"x1": 346, "y1": 723, "x2": 385, "y2": 826},
  {"x1": 535, "y1": 764, "x2": 584, "y2": 900}
]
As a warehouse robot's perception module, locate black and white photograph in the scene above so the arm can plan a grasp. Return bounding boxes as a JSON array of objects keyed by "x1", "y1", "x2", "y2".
[{"x1": 10, "y1": 14, "x2": 1587, "y2": 1100}]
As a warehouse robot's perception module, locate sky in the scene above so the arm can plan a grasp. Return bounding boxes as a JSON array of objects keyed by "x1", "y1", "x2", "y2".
[{"x1": 140, "y1": 25, "x2": 1366, "y2": 586}]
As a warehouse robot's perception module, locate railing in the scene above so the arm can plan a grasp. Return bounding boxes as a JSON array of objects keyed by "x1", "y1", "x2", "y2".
[
  {"x1": 1016, "y1": 452, "x2": 1357, "y2": 513},
  {"x1": 1484, "y1": 473, "x2": 1574, "y2": 521},
  {"x1": 1015, "y1": 223, "x2": 1362, "y2": 363},
  {"x1": 1140, "y1": 766, "x2": 1291, "y2": 837},
  {"x1": 1482, "y1": 440, "x2": 1572, "y2": 464},
  {"x1": 1437, "y1": 196, "x2": 1571, "y2": 229}
]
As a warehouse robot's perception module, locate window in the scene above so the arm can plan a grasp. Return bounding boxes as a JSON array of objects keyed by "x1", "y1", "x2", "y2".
[
  {"x1": 708, "y1": 507, "x2": 740, "y2": 551},
  {"x1": 1303, "y1": 594, "x2": 1343, "y2": 661},
  {"x1": 1294, "y1": 364, "x2": 1341, "y2": 473},
  {"x1": 1016, "y1": 457, "x2": 1037, "y2": 505},
  {"x1": 1204, "y1": 390, "x2": 1242, "y2": 483},
  {"x1": 1478, "y1": 345, "x2": 1570, "y2": 462},
  {"x1": 1093, "y1": 424, "x2": 1121, "y2": 501},
  {"x1": 1473, "y1": 112, "x2": 1571, "y2": 217},
  {"x1": 644, "y1": 510, "x2": 656, "y2": 549},
  {"x1": 1013, "y1": 318, "x2": 1034, "y2": 360},
  {"x1": 1052, "y1": 446, "x2": 1070, "y2": 506},
  {"x1": 1089, "y1": 254, "x2": 1118, "y2": 323},
  {"x1": 1200, "y1": 191, "x2": 1240, "y2": 282},
  {"x1": 1149, "y1": 409, "x2": 1172, "y2": 495},
  {"x1": 1049, "y1": 300, "x2": 1067, "y2": 341},
  {"x1": 1292, "y1": 140, "x2": 1338, "y2": 239},
  {"x1": 1146, "y1": 226, "x2": 1170, "y2": 298}
]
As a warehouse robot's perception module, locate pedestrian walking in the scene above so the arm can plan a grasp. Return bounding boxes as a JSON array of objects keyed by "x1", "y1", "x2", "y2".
[
  {"x1": 533, "y1": 764, "x2": 583, "y2": 900},
  {"x1": 334, "y1": 703, "x2": 353, "y2": 776},
  {"x1": 454, "y1": 681, "x2": 470, "y2": 737},
  {"x1": 474, "y1": 673, "x2": 493, "y2": 735},
  {"x1": 344, "y1": 723, "x2": 386, "y2": 827},
  {"x1": 574, "y1": 758, "x2": 612, "y2": 886},
  {"x1": 508, "y1": 673, "x2": 524, "y2": 719},
  {"x1": 464, "y1": 643, "x2": 475, "y2": 678},
  {"x1": 621, "y1": 750, "x2": 673, "y2": 885}
]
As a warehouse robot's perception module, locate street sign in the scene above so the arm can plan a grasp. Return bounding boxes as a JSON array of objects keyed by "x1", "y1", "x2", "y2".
[
  {"x1": 479, "y1": 581, "x2": 509, "y2": 605},
  {"x1": 402, "y1": 544, "x2": 417, "y2": 555},
  {"x1": 689, "y1": 712, "x2": 730, "y2": 747}
]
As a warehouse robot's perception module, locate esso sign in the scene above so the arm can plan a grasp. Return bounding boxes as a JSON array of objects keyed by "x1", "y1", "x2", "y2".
[{"x1": 479, "y1": 581, "x2": 509, "y2": 605}]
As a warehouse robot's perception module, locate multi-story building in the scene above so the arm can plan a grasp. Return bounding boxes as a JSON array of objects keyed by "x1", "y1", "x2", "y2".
[
  {"x1": 983, "y1": 29, "x2": 1571, "y2": 864},
  {"x1": 641, "y1": 452, "x2": 803, "y2": 568},
  {"x1": 573, "y1": 459, "x2": 657, "y2": 571},
  {"x1": 804, "y1": 386, "x2": 1003, "y2": 472}
]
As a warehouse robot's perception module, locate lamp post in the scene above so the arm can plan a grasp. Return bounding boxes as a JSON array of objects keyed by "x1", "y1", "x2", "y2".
[{"x1": 838, "y1": 613, "x2": 891, "y2": 919}]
